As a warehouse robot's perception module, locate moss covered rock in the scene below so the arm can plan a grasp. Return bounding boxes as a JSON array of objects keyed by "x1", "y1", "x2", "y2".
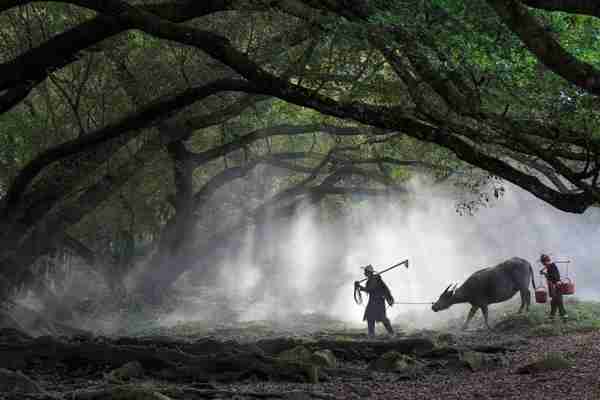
[
  {"x1": 277, "y1": 345, "x2": 313, "y2": 363},
  {"x1": 460, "y1": 351, "x2": 510, "y2": 371},
  {"x1": 311, "y1": 349, "x2": 337, "y2": 368},
  {"x1": 516, "y1": 354, "x2": 572, "y2": 374},
  {"x1": 369, "y1": 351, "x2": 421, "y2": 373},
  {"x1": 276, "y1": 346, "x2": 321, "y2": 383},
  {"x1": 107, "y1": 361, "x2": 145, "y2": 382}
]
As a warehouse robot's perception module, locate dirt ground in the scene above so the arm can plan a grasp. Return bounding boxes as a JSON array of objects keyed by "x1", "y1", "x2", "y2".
[
  {"x1": 1, "y1": 319, "x2": 600, "y2": 400},
  {"x1": 207, "y1": 327, "x2": 598, "y2": 400}
]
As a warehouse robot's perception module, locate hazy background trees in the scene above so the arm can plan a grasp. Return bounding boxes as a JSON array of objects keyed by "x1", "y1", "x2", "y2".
[{"x1": 0, "y1": 0, "x2": 598, "y2": 333}]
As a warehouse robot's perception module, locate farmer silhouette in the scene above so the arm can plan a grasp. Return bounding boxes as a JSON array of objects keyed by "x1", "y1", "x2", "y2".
[
  {"x1": 540, "y1": 254, "x2": 568, "y2": 322},
  {"x1": 354, "y1": 265, "x2": 395, "y2": 337}
]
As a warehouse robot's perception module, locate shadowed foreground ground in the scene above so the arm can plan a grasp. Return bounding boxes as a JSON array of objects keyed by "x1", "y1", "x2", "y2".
[{"x1": 1, "y1": 300, "x2": 600, "y2": 400}]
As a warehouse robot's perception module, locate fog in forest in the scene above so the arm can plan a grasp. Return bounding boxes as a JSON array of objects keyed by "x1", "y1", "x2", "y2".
[{"x1": 163, "y1": 177, "x2": 600, "y2": 330}]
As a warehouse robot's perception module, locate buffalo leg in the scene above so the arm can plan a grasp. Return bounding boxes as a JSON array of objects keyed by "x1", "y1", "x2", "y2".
[
  {"x1": 481, "y1": 305, "x2": 491, "y2": 330},
  {"x1": 519, "y1": 289, "x2": 531, "y2": 313},
  {"x1": 462, "y1": 306, "x2": 478, "y2": 330}
]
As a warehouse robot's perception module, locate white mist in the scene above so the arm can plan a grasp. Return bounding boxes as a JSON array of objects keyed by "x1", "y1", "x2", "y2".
[{"x1": 165, "y1": 178, "x2": 600, "y2": 330}]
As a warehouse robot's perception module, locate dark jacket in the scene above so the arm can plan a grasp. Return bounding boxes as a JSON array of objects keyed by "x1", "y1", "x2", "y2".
[
  {"x1": 542, "y1": 263, "x2": 561, "y2": 283},
  {"x1": 360, "y1": 275, "x2": 393, "y2": 321},
  {"x1": 541, "y1": 263, "x2": 561, "y2": 297}
]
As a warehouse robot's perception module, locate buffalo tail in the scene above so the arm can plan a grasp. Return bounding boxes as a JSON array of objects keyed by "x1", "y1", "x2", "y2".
[{"x1": 529, "y1": 264, "x2": 536, "y2": 289}]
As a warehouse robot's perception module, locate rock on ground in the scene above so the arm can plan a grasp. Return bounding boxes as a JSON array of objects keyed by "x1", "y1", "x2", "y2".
[{"x1": 0, "y1": 368, "x2": 44, "y2": 393}]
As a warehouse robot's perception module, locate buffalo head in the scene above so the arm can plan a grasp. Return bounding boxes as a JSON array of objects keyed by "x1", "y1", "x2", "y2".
[{"x1": 432, "y1": 283, "x2": 457, "y2": 312}]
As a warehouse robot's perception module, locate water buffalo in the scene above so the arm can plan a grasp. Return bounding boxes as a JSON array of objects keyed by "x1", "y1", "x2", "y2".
[{"x1": 431, "y1": 257, "x2": 536, "y2": 330}]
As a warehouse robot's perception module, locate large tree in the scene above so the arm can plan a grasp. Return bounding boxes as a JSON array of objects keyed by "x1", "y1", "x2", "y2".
[{"x1": 0, "y1": 0, "x2": 598, "y2": 305}]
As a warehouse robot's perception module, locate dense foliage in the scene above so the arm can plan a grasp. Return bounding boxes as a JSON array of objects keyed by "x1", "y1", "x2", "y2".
[{"x1": 0, "y1": 0, "x2": 599, "y2": 308}]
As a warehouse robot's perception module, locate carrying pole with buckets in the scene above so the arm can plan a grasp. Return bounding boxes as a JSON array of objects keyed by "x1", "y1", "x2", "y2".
[
  {"x1": 535, "y1": 256, "x2": 575, "y2": 304},
  {"x1": 534, "y1": 286, "x2": 548, "y2": 304}
]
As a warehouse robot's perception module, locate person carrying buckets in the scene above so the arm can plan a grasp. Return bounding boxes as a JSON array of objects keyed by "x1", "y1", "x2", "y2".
[{"x1": 539, "y1": 254, "x2": 568, "y2": 322}]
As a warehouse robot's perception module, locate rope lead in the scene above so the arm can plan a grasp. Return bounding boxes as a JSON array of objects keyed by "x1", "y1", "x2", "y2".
[{"x1": 354, "y1": 284, "x2": 363, "y2": 305}]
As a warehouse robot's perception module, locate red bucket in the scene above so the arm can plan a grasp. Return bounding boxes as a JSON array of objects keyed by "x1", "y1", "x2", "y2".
[
  {"x1": 535, "y1": 287, "x2": 548, "y2": 303},
  {"x1": 558, "y1": 278, "x2": 575, "y2": 295}
]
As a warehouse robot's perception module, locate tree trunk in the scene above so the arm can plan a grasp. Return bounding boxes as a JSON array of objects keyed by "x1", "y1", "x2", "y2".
[{"x1": 134, "y1": 139, "x2": 197, "y2": 303}]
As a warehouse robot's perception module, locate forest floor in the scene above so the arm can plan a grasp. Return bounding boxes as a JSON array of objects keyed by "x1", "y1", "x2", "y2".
[
  {"x1": 1, "y1": 299, "x2": 600, "y2": 400},
  {"x1": 225, "y1": 329, "x2": 600, "y2": 400}
]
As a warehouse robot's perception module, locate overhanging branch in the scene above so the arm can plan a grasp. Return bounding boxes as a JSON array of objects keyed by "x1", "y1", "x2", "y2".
[
  {"x1": 486, "y1": 0, "x2": 600, "y2": 95},
  {"x1": 522, "y1": 0, "x2": 600, "y2": 18},
  {"x1": 2, "y1": 79, "x2": 252, "y2": 216}
]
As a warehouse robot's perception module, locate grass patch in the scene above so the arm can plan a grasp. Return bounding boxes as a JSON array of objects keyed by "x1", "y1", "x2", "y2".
[
  {"x1": 492, "y1": 298, "x2": 600, "y2": 337},
  {"x1": 434, "y1": 298, "x2": 600, "y2": 337}
]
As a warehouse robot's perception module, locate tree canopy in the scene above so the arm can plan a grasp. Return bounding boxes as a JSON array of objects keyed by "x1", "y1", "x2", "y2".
[{"x1": 0, "y1": 0, "x2": 599, "y2": 303}]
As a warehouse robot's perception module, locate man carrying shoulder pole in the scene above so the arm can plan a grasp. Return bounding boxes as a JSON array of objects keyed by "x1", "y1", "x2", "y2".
[{"x1": 355, "y1": 261, "x2": 407, "y2": 337}]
